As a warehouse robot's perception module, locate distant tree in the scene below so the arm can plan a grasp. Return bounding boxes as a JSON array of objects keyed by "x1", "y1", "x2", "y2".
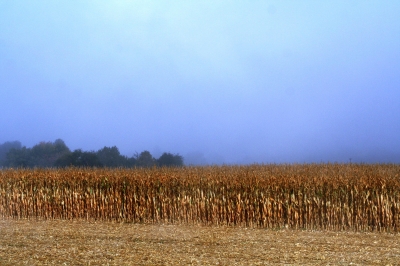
[
  {"x1": 54, "y1": 139, "x2": 69, "y2": 154},
  {"x1": 54, "y1": 151, "x2": 74, "y2": 167},
  {"x1": 55, "y1": 149, "x2": 102, "y2": 167},
  {"x1": 3, "y1": 139, "x2": 70, "y2": 168},
  {"x1": 126, "y1": 156, "x2": 137, "y2": 167},
  {"x1": 97, "y1": 146, "x2": 130, "y2": 167},
  {"x1": 30, "y1": 140, "x2": 70, "y2": 167},
  {"x1": 1, "y1": 138, "x2": 185, "y2": 169},
  {"x1": 0, "y1": 141, "x2": 22, "y2": 166},
  {"x1": 157, "y1": 152, "x2": 184, "y2": 167},
  {"x1": 5, "y1": 147, "x2": 31, "y2": 168},
  {"x1": 136, "y1": 150, "x2": 156, "y2": 168}
]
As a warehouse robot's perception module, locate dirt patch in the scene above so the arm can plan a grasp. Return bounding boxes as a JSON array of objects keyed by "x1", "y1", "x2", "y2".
[{"x1": 0, "y1": 219, "x2": 399, "y2": 265}]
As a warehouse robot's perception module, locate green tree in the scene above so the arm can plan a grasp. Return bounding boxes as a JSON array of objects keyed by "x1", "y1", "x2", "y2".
[
  {"x1": 157, "y1": 152, "x2": 184, "y2": 167},
  {"x1": 0, "y1": 141, "x2": 21, "y2": 166},
  {"x1": 126, "y1": 156, "x2": 137, "y2": 167},
  {"x1": 4, "y1": 139, "x2": 70, "y2": 168},
  {"x1": 54, "y1": 139, "x2": 69, "y2": 154},
  {"x1": 30, "y1": 139, "x2": 70, "y2": 167},
  {"x1": 55, "y1": 149, "x2": 102, "y2": 167},
  {"x1": 97, "y1": 146, "x2": 129, "y2": 167},
  {"x1": 136, "y1": 150, "x2": 156, "y2": 168},
  {"x1": 5, "y1": 147, "x2": 31, "y2": 168}
]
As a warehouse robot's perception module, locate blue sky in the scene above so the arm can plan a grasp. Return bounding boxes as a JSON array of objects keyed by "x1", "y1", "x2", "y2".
[{"x1": 1, "y1": 1, "x2": 399, "y2": 164}]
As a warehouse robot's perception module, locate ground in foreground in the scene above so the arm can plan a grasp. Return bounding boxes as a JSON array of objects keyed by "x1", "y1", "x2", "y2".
[{"x1": 0, "y1": 220, "x2": 399, "y2": 265}]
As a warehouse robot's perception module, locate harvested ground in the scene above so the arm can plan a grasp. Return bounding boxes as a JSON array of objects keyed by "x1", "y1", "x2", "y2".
[{"x1": 0, "y1": 219, "x2": 399, "y2": 265}]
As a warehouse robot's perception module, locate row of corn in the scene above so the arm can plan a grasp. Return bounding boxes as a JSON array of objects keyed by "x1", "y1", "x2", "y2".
[{"x1": 0, "y1": 164, "x2": 399, "y2": 231}]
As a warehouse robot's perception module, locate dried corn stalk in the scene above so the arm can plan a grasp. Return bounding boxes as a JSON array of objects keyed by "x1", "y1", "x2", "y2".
[{"x1": 0, "y1": 164, "x2": 399, "y2": 231}]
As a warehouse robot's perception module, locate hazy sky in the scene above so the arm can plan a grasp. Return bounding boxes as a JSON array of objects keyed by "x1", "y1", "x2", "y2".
[{"x1": 1, "y1": 1, "x2": 400, "y2": 164}]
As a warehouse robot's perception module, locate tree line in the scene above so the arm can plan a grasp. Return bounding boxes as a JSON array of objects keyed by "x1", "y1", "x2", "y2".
[{"x1": 0, "y1": 139, "x2": 183, "y2": 168}]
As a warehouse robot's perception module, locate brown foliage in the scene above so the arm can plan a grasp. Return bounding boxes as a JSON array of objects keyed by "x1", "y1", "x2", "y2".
[{"x1": 1, "y1": 164, "x2": 400, "y2": 231}]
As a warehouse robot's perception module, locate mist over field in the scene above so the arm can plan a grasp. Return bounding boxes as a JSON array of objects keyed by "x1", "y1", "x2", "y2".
[{"x1": 1, "y1": 1, "x2": 400, "y2": 165}]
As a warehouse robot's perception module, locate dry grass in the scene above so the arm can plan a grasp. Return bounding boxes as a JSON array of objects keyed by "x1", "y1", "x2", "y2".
[
  {"x1": 2, "y1": 164, "x2": 400, "y2": 231},
  {"x1": 1, "y1": 165, "x2": 400, "y2": 264},
  {"x1": 0, "y1": 219, "x2": 399, "y2": 265}
]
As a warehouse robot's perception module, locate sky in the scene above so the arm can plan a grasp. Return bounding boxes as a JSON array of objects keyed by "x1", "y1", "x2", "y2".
[{"x1": 1, "y1": 1, "x2": 400, "y2": 164}]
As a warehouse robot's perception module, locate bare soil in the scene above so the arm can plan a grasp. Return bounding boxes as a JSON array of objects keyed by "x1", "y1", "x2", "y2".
[{"x1": 0, "y1": 219, "x2": 399, "y2": 265}]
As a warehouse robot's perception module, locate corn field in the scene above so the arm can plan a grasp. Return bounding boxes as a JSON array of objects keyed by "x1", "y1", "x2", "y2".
[{"x1": 1, "y1": 164, "x2": 399, "y2": 231}]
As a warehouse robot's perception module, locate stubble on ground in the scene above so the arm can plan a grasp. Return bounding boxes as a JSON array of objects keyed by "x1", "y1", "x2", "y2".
[{"x1": 0, "y1": 219, "x2": 399, "y2": 265}]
